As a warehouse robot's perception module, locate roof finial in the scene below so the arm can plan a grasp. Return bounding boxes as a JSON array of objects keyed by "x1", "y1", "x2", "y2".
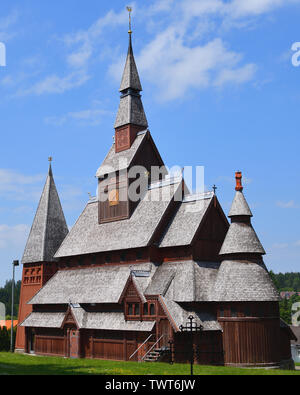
[
  {"x1": 127, "y1": 6, "x2": 132, "y2": 35},
  {"x1": 48, "y1": 156, "x2": 53, "y2": 163},
  {"x1": 213, "y1": 184, "x2": 217, "y2": 195},
  {"x1": 235, "y1": 171, "x2": 243, "y2": 192}
]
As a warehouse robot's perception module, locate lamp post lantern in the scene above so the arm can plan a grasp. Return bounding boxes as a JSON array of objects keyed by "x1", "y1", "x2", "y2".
[{"x1": 10, "y1": 260, "x2": 19, "y2": 353}]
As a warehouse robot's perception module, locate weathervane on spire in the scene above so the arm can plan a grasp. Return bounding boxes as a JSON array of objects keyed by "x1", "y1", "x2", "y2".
[{"x1": 127, "y1": 6, "x2": 132, "y2": 34}]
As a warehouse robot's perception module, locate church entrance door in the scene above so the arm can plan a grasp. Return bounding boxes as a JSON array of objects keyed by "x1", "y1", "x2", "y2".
[{"x1": 69, "y1": 328, "x2": 79, "y2": 358}]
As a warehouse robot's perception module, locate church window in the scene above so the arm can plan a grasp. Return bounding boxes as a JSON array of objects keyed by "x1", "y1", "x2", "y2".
[
  {"x1": 219, "y1": 307, "x2": 224, "y2": 317},
  {"x1": 128, "y1": 304, "x2": 133, "y2": 315},
  {"x1": 135, "y1": 303, "x2": 140, "y2": 315},
  {"x1": 231, "y1": 307, "x2": 237, "y2": 317},
  {"x1": 105, "y1": 255, "x2": 111, "y2": 264},
  {"x1": 143, "y1": 303, "x2": 148, "y2": 315},
  {"x1": 120, "y1": 253, "x2": 126, "y2": 262},
  {"x1": 150, "y1": 304, "x2": 155, "y2": 316}
]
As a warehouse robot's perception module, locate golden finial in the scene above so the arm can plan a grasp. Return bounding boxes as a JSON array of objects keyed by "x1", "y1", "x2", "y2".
[
  {"x1": 48, "y1": 156, "x2": 53, "y2": 163},
  {"x1": 127, "y1": 6, "x2": 132, "y2": 34}
]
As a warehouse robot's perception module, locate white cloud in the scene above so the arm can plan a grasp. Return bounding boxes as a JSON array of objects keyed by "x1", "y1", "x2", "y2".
[
  {"x1": 276, "y1": 200, "x2": 299, "y2": 208},
  {"x1": 110, "y1": 33, "x2": 256, "y2": 101},
  {"x1": 214, "y1": 63, "x2": 257, "y2": 86},
  {"x1": 0, "y1": 224, "x2": 30, "y2": 249},
  {"x1": 0, "y1": 169, "x2": 44, "y2": 202},
  {"x1": 45, "y1": 104, "x2": 112, "y2": 126},
  {"x1": 272, "y1": 242, "x2": 289, "y2": 249},
  {"x1": 226, "y1": 0, "x2": 299, "y2": 18},
  {"x1": 63, "y1": 8, "x2": 128, "y2": 69},
  {"x1": 16, "y1": 71, "x2": 90, "y2": 96},
  {"x1": 0, "y1": 10, "x2": 19, "y2": 41}
]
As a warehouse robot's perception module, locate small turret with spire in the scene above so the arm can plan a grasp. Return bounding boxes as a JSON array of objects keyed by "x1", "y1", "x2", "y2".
[
  {"x1": 22, "y1": 158, "x2": 69, "y2": 264},
  {"x1": 213, "y1": 171, "x2": 279, "y2": 302},
  {"x1": 114, "y1": 7, "x2": 148, "y2": 153},
  {"x1": 219, "y1": 172, "x2": 265, "y2": 257}
]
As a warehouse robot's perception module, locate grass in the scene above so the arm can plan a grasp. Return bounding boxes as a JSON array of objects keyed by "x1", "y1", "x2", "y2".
[{"x1": 0, "y1": 352, "x2": 299, "y2": 375}]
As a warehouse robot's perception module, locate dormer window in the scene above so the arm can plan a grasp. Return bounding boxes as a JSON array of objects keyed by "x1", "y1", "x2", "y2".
[
  {"x1": 142, "y1": 302, "x2": 156, "y2": 316},
  {"x1": 128, "y1": 303, "x2": 133, "y2": 315},
  {"x1": 126, "y1": 302, "x2": 140, "y2": 317},
  {"x1": 150, "y1": 304, "x2": 155, "y2": 316}
]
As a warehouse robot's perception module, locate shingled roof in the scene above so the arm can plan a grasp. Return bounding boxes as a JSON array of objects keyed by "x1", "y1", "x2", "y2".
[
  {"x1": 159, "y1": 193, "x2": 214, "y2": 248},
  {"x1": 212, "y1": 260, "x2": 280, "y2": 301},
  {"x1": 21, "y1": 309, "x2": 155, "y2": 332},
  {"x1": 22, "y1": 164, "x2": 69, "y2": 264},
  {"x1": 219, "y1": 222, "x2": 266, "y2": 255},
  {"x1": 55, "y1": 179, "x2": 182, "y2": 258},
  {"x1": 96, "y1": 130, "x2": 147, "y2": 178},
  {"x1": 119, "y1": 34, "x2": 142, "y2": 92},
  {"x1": 228, "y1": 190, "x2": 253, "y2": 217},
  {"x1": 145, "y1": 260, "x2": 220, "y2": 302},
  {"x1": 28, "y1": 263, "x2": 156, "y2": 305},
  {"x1": 115, "y1": 94, "x2": 148, "y2": 129},
  {"x1": 115, "y1": 34, "x2": 148, "y2": 129},
  {"x1": 159, "y1": 296, "x2": 221, "y2": 332},
  {"x1": 216, "y1": 173, "x2": 278, "y2": 301},
  {"x1": 219, "y1": 188, "x2": 265, "y2": 256}
]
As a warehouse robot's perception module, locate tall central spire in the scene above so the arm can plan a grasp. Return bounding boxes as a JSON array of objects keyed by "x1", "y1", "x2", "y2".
[{"x1": 114, "y1": 9, "x2": 148, "y2": 152}]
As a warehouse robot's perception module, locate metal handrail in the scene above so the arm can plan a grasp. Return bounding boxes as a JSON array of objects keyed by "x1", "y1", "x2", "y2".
[
  {"x1": 141, "y1": 335, "x2": 164, "y2": 362},
  {"x1": 129, "y1": 334, "x2": 154, "y2": 360}
]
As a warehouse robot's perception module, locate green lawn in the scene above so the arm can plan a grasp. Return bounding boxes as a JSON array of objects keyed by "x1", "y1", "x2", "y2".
[{"x1": 0, "y1": 353, "x2": 299, "y2": 375}]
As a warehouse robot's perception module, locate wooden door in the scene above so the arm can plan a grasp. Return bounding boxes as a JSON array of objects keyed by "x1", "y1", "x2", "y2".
[
  {"x1": 69, "y1": 329, "x2": 79, "y2": 358},
  {"x1": 159, "y1": 319, "x2": 170, "y2": 348}
]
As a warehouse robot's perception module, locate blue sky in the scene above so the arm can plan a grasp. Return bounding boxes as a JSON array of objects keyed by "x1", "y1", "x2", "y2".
[{"x1": 0, "y1": 0, "x2": 300, "y2": 285}]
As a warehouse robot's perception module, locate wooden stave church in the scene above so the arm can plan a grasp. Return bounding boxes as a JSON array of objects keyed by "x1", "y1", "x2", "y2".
[{"x1": 15, "y1": 30, "x2": 296, "y2": 368}]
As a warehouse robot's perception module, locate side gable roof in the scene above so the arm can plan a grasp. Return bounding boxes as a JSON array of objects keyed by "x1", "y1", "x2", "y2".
[
  {"x1": 158, "y1": 193, "x2": 215, "y2": 248},
  {"x1": 54, "y1": 180, "x2": 182, "y2": 258},
  {"x1": 159, "y1": 296, "x2": 222, "y2": 332},
  {"x1": 96, "y1": 130, "x2": 165, "y2": 178},
  {"x1": 96, "y1": 131, "x2": 147, "y2": 178},
  {"x1": 118, "y1": 274, "x2": 147, "y2": 304},
  {"x1": 28, "y1": 263, "x2": 155, "y2": 305},
  {"x1": 145, "y1": 260, "x2": 220, "y2": 302},
  {"x1": 21, "y1": 310, "x2": 155, "y2": 332}
]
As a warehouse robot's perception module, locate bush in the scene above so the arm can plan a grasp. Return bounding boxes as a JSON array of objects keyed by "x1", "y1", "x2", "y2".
[{"x1": 0, "y1": 326, "x2": 16, "y2": 352}]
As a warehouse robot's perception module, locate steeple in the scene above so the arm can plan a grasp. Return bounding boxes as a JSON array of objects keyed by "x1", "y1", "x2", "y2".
[
  {"x1": 114, "y1": 9, "x2": 148, "y2": 153},
  {"x1": 22, "y1": 159, "x2": 69, "y2": 264},
  {"x1": 219, "y1": 172, "x2": 265, "y2": 256}
]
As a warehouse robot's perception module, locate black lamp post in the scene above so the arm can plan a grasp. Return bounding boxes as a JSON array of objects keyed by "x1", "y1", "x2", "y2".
[
  {"x1": 179, "y1": 315, "x2": 203, "y2": 376},
  {"x1": 10, "y1": 260, "x2": 19, "y2": 353}
]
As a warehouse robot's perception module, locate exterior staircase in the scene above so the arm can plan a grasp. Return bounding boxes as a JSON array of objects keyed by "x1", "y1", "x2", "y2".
[{"x1": 143, "y1": 347, "x2": 170, "y2": 362}]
